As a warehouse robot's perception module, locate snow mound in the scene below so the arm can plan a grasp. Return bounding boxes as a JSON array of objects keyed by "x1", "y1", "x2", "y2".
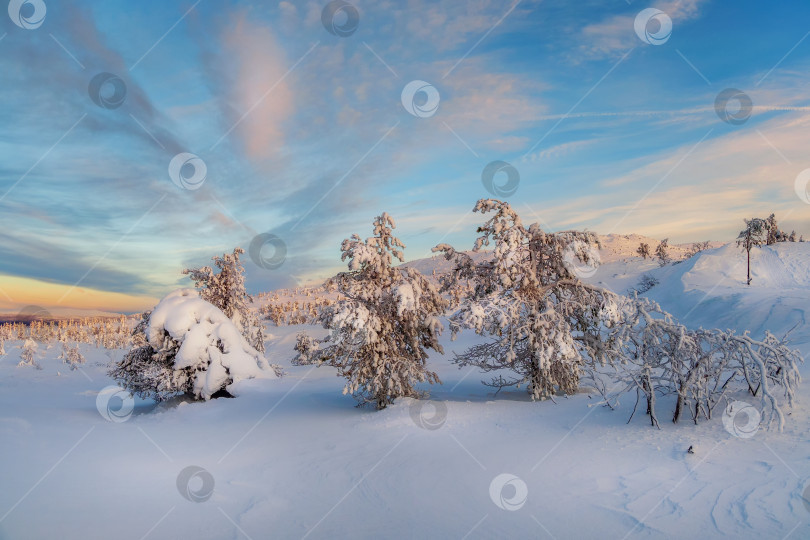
[
  {"x1": 679, "y1": 242, "x2": 810, "y2": 290},
  {"x1": 148, "y1": 289, "x2": 275, "y2": 399},
  {"x1": 637, "y1": 242, "x2": 810, "y2": 343}
]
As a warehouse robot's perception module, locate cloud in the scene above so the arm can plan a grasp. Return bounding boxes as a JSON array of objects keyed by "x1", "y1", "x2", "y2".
[
  {"x1": 535, "y1": 111, "x2": 810, "y2": 241},
  {"x1": 523, "y1": 139, "x2": 595, "y2": 162},
  {"x1": 579, "y1": 0, "x2": 707, "y2": 60},
  {"x1": 218, "y1": 13, "x2": 294, "y2": 161},
  {"x1": 0, "y1": 224, "x2": 155, "y2": 295},
  {"x1": 439, "y1": 63, "x2": 548, "y2": 150},
  {"x1": 397, "y1": 0, "x2": 530, "y2": 52}
]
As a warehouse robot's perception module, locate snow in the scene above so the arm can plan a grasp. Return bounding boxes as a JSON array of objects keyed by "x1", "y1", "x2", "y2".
[
  {"x1": 0, "y1": 246, "x2": 809, "y2": 539},
  {"x1": 147, "y1": 289, "x2": 274, "y2": 399},
  {"x1": 393, "y1": 282, "x2": 416, "y2": 315}
]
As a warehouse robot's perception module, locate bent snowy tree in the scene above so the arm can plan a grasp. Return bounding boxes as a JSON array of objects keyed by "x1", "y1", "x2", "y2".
[
  {"x1": 433, "y1": 199, "x2": 621, "y2": 401},
  {"x1": 294, "y1": 213, "x2": 447, "y2": 409},
  {"x1": 587, "y1": 296, "x2": 802, "y2": 430},
  {"x1": 110, "y1": 289, "x2": 276, "y2": 401}
]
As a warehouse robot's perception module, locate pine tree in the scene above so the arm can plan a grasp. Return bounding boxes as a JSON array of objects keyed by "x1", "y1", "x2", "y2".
[
  {"x1": 183, "y1": 247, "x2": 265, "y2": 353},
  {"x1": 294, "y1": 213, "x2": 447, "y2": 409},
  {"x1": 433, "y1": 199, "x2": 618, "y2": 401},
  {"x1": 655, "y1": 239, "x2": 671, "y2": 266},
  {"x1": 636, "y1": 243, "x2": 650, "y2": 259},
  {"x1": 737, "y1": 217, "x2": 767, "y2": 285}
]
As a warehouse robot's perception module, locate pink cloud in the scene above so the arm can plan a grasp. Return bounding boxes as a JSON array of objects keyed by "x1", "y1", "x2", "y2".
[{"x1": 221, "y1": 13, "x2": 294, "y2": 160}]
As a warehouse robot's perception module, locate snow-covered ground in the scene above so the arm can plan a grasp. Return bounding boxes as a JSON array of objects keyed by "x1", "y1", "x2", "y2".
[{"x1": 1, "y1": 244, "x2": 809, "y2": 539}]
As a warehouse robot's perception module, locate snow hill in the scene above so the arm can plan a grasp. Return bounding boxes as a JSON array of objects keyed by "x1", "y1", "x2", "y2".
[
  {"x1": 595, "y1": 233, "x2": 722, "y2": 263},
  {"x1": 1, "y1": 242, "x2": 809, "y2": 539},
  {"x1": 589, "y1": 242, "x2": 810, "y2": 344}
]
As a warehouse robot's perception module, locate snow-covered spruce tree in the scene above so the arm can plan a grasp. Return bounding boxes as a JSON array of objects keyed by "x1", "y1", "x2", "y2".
[
  {"x1": 655, "y1": 238, "x2": 671, "y2": 266},
  {"x1": 636, "y1": 242, "x2": 651, "y2": 259},
  {"x1": 18, "y1": 338, "x2": 41, "y2": 369},
  {"x1": 293, "y1": 213, "x2": 447, "y2": 410},
  {"x1": 110, "y1": 289, "x2": 276, "y2": 401},
  {"x1": 432, "y1": 199, "x2": 621, "y2": 401},
  {"x1": 587, "y1": 296, "x2": 802, "y2": 430},
  {"x1": 737, "y1": 217, "x2": 767, "y2": 285},
  {"x1": 182, "y1": 247, "x2": 265, "y2": 353}
]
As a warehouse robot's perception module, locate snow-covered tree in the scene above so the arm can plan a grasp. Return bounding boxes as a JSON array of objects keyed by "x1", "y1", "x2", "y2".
[
  {"x1": 737, "y1": 217, "x2": 767, "y2": 285},
  {"x1": 587, "y1": 296, "x2": 802, "y2": 430},
  {"x1": 58, "y1": 342, "x2": 85, "y2": 370},
  {"x1": 110, "y1": 289, "x2": 277, "y2": 401},
  {"x1": 636, "y1": 242, "x2": 651, "y2": 259},
  {"x1": 293, "y1": 213, "x2": 447, "y2": 409},
  {"x1": 655, "y1": 239, "x2": 671, "y2": 266},
  {"x1": 764, "y1": 213, "x2": 787, "y2": 245},
  {"x1": 789, "y1": 230, "x2": 797, "y2": 242},
  {"x1": 183, "y1": 247, "x2": 265, "y2": 353},
  {"x1": 18, "y1": 339, "x2": 41, "y2": 369},
  {"x1": 432, "y1": 199, "x2": 619, "y2": 401}
]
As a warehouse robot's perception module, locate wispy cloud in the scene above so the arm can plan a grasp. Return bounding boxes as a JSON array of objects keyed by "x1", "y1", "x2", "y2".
[
  {"x1": 2, "y1": 0, "x2": 809, "y2": 311},
  {"x1": 579, "y1": 0, "x2": 707, "y2": 60}
]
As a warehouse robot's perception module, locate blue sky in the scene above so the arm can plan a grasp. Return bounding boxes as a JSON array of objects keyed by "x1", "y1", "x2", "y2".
[{"x1": 1, "y1": 0, "x2": 810, "y2": 313}]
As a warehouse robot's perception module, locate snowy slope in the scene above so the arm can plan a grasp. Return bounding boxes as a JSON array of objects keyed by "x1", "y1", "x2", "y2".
[
  {"x1": 0, "y1": 244, "x2": 809, "y2": 539},
  {"x1": 641, "y1": 243, "x2": 808, "y2": 343}
]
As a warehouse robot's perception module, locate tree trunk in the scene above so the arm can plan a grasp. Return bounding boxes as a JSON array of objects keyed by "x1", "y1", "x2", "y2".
[
  {"x1": 645, "y1": 368, "x2": 659, "y2": 428},
  {"x1": 673, "y1": 391, "x2": 683, "y2": 424},
  {"x1": 746, "y1": 247, "x2": 751, "y2": 285}
]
